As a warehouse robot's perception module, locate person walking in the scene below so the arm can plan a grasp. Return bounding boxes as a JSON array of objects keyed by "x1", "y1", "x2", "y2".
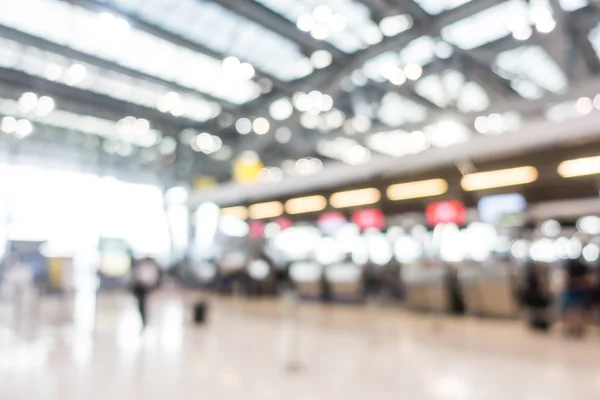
[{"x1": 131, "y1": 257, "x2": 160, "y2": 331}]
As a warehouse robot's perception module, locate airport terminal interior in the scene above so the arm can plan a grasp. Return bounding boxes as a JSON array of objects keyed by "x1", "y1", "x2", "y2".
[{"x1": 2, "y1": 0, "x2": 600, "y2": 398}]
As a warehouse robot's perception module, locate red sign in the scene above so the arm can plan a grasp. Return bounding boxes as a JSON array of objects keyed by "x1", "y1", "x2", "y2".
[
  {"x1": 352, "y1": 209, "x2": 385, "y2": 230},
  {"x1": 249, "y1": 221, "x2": 265, "y2": 239},
  {"x1": 426, "y1": 200, "x2": 466, "y2": 226},
  {"x1": 275, "y1": 217, "x2": 293, "y2": 231}
]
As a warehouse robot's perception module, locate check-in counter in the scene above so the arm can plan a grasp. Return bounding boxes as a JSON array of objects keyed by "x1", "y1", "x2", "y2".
[
  {"x1": 402, "y1": 265, "x2": 453, "y2": 312},
  {"x1": 289, "y1": 262, "x2": 324, "y2": 298},
  {"x1": 458, "y1": 262, "x2": 518, "y2": 318},
  {"x1": 324, "y1": 262, "x2": 363, "y2": 300}
]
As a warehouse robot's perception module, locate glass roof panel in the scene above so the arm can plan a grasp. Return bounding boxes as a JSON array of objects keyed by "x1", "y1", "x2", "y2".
[
  {"x1": 413, "y1": 0, "x2": 474, "y2": 15},
  {"x1": 378, "y1": 92, "x2": 427, "y2": 127},
  {"x1": 0, "y1": 37, "x2": 220, "y2": 122},
  {"x1": 494, "y1": 45, "x2": 568, "y2": 96},
  {"x1": 441, "y1": 0, "x2": 527, "y2": 50},
  {"x1": 100, "y1": 0, "x2": 311, "y2": 81},
  {"x1": 255, "y1": 0, "x2": 384, "y2": 53},
  {"x1": 558, "y1": 0, "x2": 588, "y2": 11},
  {"x1": 415, "y1": 69, "x2": 489, "y2": 112},
  {"x1": 0, "y1": 0, "x2": 261, "y2": 104}
]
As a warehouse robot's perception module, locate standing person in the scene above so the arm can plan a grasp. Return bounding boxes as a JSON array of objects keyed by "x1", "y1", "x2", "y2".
[
  {"x1": 131, "y1": 257, "x2": 160, "y2": 330},
  {"x1": 561, "y1": 258, "x2": 591, "y2": 338}
]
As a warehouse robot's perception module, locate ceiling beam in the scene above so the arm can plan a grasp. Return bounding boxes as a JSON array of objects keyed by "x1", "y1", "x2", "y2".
[
  {"x1": 0, "y1": 24, "x2": 237, "y2": 111},
  {"x1": 59, "y1": 0, "x2": 293, "y2": 94},
  {"x1": 206, "y1": 0, "x2": 346, "y2": 59}
]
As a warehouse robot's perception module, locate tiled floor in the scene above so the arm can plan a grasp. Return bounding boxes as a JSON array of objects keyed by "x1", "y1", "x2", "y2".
[{"x1": 1, "y1": 290, "x2": 599, "y2": 400}]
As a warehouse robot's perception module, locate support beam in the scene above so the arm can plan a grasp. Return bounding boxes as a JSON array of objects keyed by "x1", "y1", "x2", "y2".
[
  {"x1": 206, "y1": 0, "x2": 346, "y2": 59},
  {"x1": 59, "y1": 0, "x2": 293, "y2": 94},
  {"x1": 0, "y1": 24, "x2": 236, "y2": 111}
]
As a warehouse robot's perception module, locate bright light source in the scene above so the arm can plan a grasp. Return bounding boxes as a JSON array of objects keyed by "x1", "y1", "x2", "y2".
[
  {"x1": 342, "y1": 145, "x2": 371, "y2": 165},
  {"x1": 18, "y1": 92, "x2": 38, "y2": 113},
  {"x1": 328, "y1": 14, "x2": 347, "y2": 32},
  {"x1": 513, "y1": 25, "x2": 533, "y2": 41},
  {"x1": 379, "y1": 14, "x2": 413, "y2": 37},
  {"x1": 311, "y1": 23, "x2": 330, "y2": 40},
  {"x1": 351, "y1": 115, "x2": 372, "y2": 133},
  {"x1": 269, "y1": 98, "x2": 294, "y2": 121},
  {"x1": 222, "y1": 56, "x2": 240, "y2": 72},
  {"x1": 427, "y1": 120, "x2": 470, "y2": 147},
  {"x1": 363, "y1": 26, "x2": 383, "y2": 45},
  {"x1": 220, "y1": 216, "x2": 249, "y2": 238},
  {"x1": 576, "y1": 97, "x2": 594, "y2": 114},
  {"x1": 14, "y1": 119, "x2": 33, "y2": 138},
  {"x1": 285, "y1": 195, "x2": 327, "y2": 215},
  {"x1": 297, "y1": 14, "x2": 315, "y2": 32},
  {"x1": 239, "y1": 62, "x2": 255, "y2": 80},
  {"x1": 404, "y1": 63, "x2": 423, "y2": 80},
  {"x1": 36, "y1": 96, "x2": 55, "y2": 116},
  {"x1": 221, "y1": 206, "x2": 248, "y2": 220},
  {"x1": 248, "y1": 201, "x2": 284, "y2": 220},
  {"x1": 311, "y1": 50, "x2": 333, "y2": 69},
  {"x1": 461, "y1": 166, "x2": 538, "y2": 191},
  {"x1": 45, "y1": 63, "x2": 62, "y2": 81},
  {"x1": 313, "y1": 5, "x2": 333, "y2": 22},
  {"x1": 577, "y1": 216, "x2": 600, "y2": 235},
  {"x1": 235, "y1": 118, "x2": 252, "y2": 135},
  {"x1": 1, "y1": 116, "x2": 17, "y2": 134},
  {"x1": 387, "y1": 179, "x2": 448, "y2": 201},
  {"x1": 474, "y1": 116, "x2": 490, "y2": 133},
  {"x1": 558, "y1": 155, "x2": 600, "y2": 178},
  {"x1": 65, "y1": 63, "x2": 87, "y2": 86},
  {"x1": 330, "y1": 188, "x2": 381, "y2": 209},
  {"x1": 253, "y1": 117, "x2": 270, "y2": 135},
  {"x1": 434, "y1": 40, "x2": 454, "y2": 59},
  {"x1": 541, "y1": 219, "x2": 561, "y2": 237},
  {"x1": 165, "y1": 186, "x2": 188, "y2": 205}
]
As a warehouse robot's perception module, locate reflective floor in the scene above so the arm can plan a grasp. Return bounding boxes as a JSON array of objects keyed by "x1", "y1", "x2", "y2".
[{"x1": 1, "y1": 291, "x2": 600, "y2": 400}]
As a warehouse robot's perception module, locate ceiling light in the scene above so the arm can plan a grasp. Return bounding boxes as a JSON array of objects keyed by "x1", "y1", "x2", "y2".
[
  {"x1": 269, "y1": 98, "x2": 294, "y2": 121},
  {"x1": 297, "y1": 14, "x2": 315, "y2": 32},
  {"x1": 285, "y1": 195, "x2": 327, "y2": 215},
  {"x1": 379, "y1": 14, "x2": 413, "y2": 37},
  {"x1": 320, "y1": 94, "x2": 334, "y2": 112},
  {"x1": 222, "y1": 56, "x2": 240, "y2": 72},
  {"x1": 594, "y1": 94, "x2": 600, "y2": 110},
  {"x1": 295, "y1": 157, "x2": 322, "y2": 175},
  {"x1": 576, "y1": 97, "x2": 593, "y2": 114},
  {"x1": 65, "y1": 63, "x2": 87, "y2": 86},
  {"x1": 235, "y1": 118, "x2": 252, "y2": 135},
  {"x1": 461, "y1": 166, "x2": 538, "y2": 191},
  {"x1": 35, "y1": 96, "x2": 55, "y2": 116},
  {"x1": 351, "y1": 115, "x2": 372, "y2": 133},
  {"x1": 159, "y1": 137, "x2": 177, "y2": 155},
  {"x1": 434, "y1": 41, "x2": 453, "y2": 59},
  {"x1": 325, "y1": 109, "x2": 346, "y2": 129},
  {"x1": 328, "y1": 14, "x2": 347, "y2": 32},
  {"x1": 311, "y1": 24, "x2": 330, "y2": 40},
  {"x1": 330, "y1": 188, "x2": 381, "y2": 209},
  {"x1": 388, "y1": 68, "x2": 407, "y2": 86},
  {"x1": 1, "y1": 116, "x2": 17, "y2": 134},
  {"x1": 222, "y1": 206, "x2": 248, "y2": 220},
  {"x1": 293, "y1": 92, "x2": 312, "y2": 112},
  {"x1": 474, "y1": 116, "x2": 490, "y2": 134},
  {"x1": 427, "y1": 120, "x2": 470, "y2": 147},
  {"x1": 253, "y1": 117, "x2": 270, "y2": 135},
  {"x1": 45, "y1": 63, "x2": 62, "y2": 81},
  {"x1": 313, "y1": 5, "x2": 333, "y2": 22},
  {"x1": 18, "y1": 92, "x2": 38, "y2": 113},
  {"x1": 248, "y1": 201, "x2": 284, "y2": 220},
  {"x1": 300, "y1": 112, "x2": 320, "y2": 129},
  {"x1": 513, "y1": 25, "x2": 533, "y2": 41},
  {"x1": 14, "y1": 119, "x2": 33, "y2": 138},
  {"x1": 311, "y1": 50, "x2": 333, "y2": 69},
  {"x1": 275, "y1": 127, "x2": 292, "y2": 144},
  {"x1": 342, "y1": 145, "x2": 371, "y2": 165},
  {"x1": 387, "y1": 179, "x2": 448, "y2": 201},
  {"x1": 404, "y1": 63, "x2": 423, "y2": 80},
  {"x1": 558, "y1": 155, "x2": 600, "y2": 178},
  {"x1": 239, "y1": 62, "x2": 255, "y2": 80},
  {"x1": 363, "y1": 26, "x2": 383, "y2": 45}
]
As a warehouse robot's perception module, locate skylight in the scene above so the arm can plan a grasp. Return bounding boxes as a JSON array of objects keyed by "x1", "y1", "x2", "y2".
[
  {"x1": 366, "y1": 130, "x2": 429, "y2": 157},
  {"x1": 495, "y1": 45, "x2": 568, "y2": 97},
  {"x1": 378, "y1": 93, "x2": 428, "y2": 127},
  {"x1": 99, "y1": 0, "x2": 312, "y2": 81},
  {"x1": 588, "y1": 23, "x2": 600, "y2": 62},
  {"x1": 441, "y1": 0, "x2": 528, "y2": 50},
  {"x1": 0, "y1": 0, "x2": 261, "y2": 104},
  {"x1": 255, "y1": 0, "x2": 386, "y2": 53},
  {"x1": 0, "y1": 38, "x2": 220, "y2": 123},
  {"x1": 413, "y1": 0, "x2": 474, "y2": 15},
  {"x1": 415, "y1": 70, "x2": 489, "y2": 112},
  {"x1": 558, "y1": 0, "x2": 588, "y2": 11}
]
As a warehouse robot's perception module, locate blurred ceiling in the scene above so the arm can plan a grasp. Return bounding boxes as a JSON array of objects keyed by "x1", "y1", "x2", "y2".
[{"x1": 1, "y1": 0, "x2": 600, "y2": 187}]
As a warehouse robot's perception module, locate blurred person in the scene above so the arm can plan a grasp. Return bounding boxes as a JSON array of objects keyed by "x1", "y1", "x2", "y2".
[
  {"x1": 560, "y1": 258, "x2": 591, "y2": 338},
  {"x1": 519, "y1": 260, "x2": 552, "y2": 331},
  {"x1": 3, "y1": 255, "x2": 35, "y2": 329},
  {"x1": 131, "y1": 257, "x2": 161, "y2": 330}
]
